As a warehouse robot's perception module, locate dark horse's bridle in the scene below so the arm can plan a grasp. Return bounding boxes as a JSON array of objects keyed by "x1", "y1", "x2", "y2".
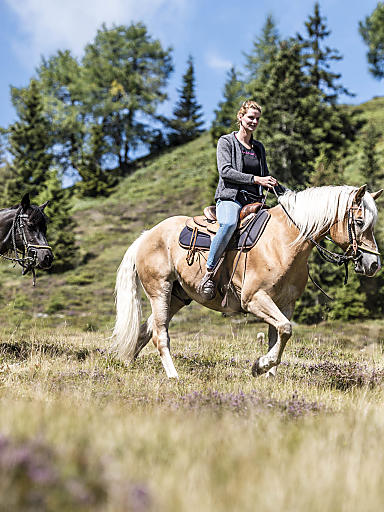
[{"x1": 1, "y1": 207, "x2": 52, "y2": 285}]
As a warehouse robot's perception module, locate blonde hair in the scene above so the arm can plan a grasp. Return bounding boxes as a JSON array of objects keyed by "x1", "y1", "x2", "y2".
[{"x1": 237, "y1": 100, "x2": 262, "y2": 127}]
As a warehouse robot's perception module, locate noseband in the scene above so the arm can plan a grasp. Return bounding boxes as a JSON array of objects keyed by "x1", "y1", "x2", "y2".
[
  {"x1": 313, "y1": 203, "x2": 380, "y2": 274},
  {"x1": 1, "y1": 207, "x2": 52, "y2": 286}
]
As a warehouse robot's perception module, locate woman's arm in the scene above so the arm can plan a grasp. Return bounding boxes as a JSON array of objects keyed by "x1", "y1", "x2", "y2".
[{"x1": 216, "y1": 137, "x2": 255, "y2": 185}]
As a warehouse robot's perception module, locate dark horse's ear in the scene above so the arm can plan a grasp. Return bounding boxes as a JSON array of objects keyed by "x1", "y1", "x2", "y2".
[
  {"x1": 39, "y1": 201, "x2": 49, "y2": 211},
  {"x1": 354, "y1": 185, "x2": 367, "y2": 205},
  {"x1": 21, "y1": 193, "x2": 31, "y2": 212}
]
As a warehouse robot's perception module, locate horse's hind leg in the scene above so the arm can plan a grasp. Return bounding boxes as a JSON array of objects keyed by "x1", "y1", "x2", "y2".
[
  {"x1": 148, "y1": 282, "x2": 180, "y2": 378},
  {"x1": 133, "y1": 288, "x2": 189, "y2": 360}
]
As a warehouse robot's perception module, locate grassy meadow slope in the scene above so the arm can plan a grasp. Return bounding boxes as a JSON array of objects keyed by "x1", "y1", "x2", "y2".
[
  {"x1": 0, "y1": 133, "x2": 216, "y2": 332},
  {"x1": 1, "y1": 102, "x2": 384, "y2": 510}
]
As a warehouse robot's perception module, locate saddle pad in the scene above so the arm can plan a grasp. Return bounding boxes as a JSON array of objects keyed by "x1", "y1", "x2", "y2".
[{"x1": 179, "y1": 209, "x2": 270, "y2": 252}]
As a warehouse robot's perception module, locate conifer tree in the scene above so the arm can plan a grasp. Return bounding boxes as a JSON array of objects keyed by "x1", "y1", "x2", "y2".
[
  {"x1": 301, "y1": 2, "x2": 351, "y2": 101},
  {"x1": 248, "y1": 40, "x2": 324, "y2": 187},
  {"x1": 359, "y1": 123, "x2": 383, "y2": 191},
  {"x1": 168, "y1": 56, "x2": 204, "y2": 146},
  {"x1": 209, "y1": 67, "x2": 244, "y2": 202},
  {"x1": 211, "y1": 67, "x2": 244, "y2": 144},
  {"x1": 244, "y1": 14, "x2": 280, "y2": 96},
  {"x1": 76, "y1": 123, "x2": 115, "y2": 198},
  {"x1": 299, "y1": 3, "x2": 356, "y2": 163},
  {"x1": 359, "y1": 2, "x2": 384, "y2": 80},
  {"x1": 37, "y1": 170, "x2": 78, "y2": 273},
  {"x1": 5, "y1": 79, "x2": 53, "y2": 205}
]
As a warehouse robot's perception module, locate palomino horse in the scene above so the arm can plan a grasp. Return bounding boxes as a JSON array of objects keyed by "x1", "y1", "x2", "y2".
[
  {"x1": 0, "y1": 194, "x2": 53, "y2": 279},
  {"x1": 112, "y1": 185, "x2": 381, "y2": 378}
]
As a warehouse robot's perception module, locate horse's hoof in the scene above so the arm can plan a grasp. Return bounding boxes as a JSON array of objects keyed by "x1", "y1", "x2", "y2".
[{"x1": 251, "y1": 357, "x2": 264, "y2": 377}]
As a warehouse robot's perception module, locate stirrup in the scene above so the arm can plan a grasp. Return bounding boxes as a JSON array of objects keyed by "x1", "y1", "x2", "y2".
[{"x1": 198, "y1": 271, "x2": 216, "y2": 300}]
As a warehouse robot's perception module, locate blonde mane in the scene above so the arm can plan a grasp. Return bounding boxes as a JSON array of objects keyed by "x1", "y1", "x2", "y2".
[{"x1": 278, "y1": 185, "x2": 378, "y2": 243}]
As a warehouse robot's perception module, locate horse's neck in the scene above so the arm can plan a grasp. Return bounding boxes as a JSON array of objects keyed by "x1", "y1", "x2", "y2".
[
  {"x1": 0, "y1": 208, "x2": 16, "y2": 254},
  {"x1": 269, "y1": 205, "x2": 315, "y2": 257}
]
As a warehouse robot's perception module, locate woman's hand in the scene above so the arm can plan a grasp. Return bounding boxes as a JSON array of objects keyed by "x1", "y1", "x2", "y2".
[{"x1": 254, "y1": 175, "x2": 278, "y2": 189}]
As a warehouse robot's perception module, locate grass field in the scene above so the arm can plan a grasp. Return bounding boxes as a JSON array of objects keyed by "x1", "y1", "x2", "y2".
[
  {"x1": 1, "y1": 310, "x2": 384, "y2": 511},
  {"x1": 1, "y1": 100, "x2": 384, "y2": 510}
]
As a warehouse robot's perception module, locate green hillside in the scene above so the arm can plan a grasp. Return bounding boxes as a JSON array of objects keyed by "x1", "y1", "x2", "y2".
[
  {"x1": 1, "y1": 97, "x2": 384, "y2": 332},
  {"x1": 0, "y1": 133, "x2": 216, "y2": 332}
]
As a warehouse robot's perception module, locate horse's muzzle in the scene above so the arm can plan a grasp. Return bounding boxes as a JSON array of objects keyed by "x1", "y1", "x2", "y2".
[
  {"x1": 355, "y1": 253, "x2": 381, "y2": 277},
  {"x1": 37, "y1": 250, "x2": 54, "y2": 269}
]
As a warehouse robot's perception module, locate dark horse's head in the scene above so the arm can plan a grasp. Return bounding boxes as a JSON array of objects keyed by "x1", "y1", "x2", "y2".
[{"x1": 11, "y1": 194, "x2": 54, "y2": 271}]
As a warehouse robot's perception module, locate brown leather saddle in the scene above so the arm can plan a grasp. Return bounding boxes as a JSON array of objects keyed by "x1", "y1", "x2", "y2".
[{"x1": 186, "y1": 202, "x2": 267, "y2": 236}]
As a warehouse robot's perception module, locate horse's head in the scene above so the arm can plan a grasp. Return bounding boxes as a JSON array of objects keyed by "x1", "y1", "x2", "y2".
[
  {"x1": 16, "y1": 193, "x2": 54, "y2": 270},
  {"x1": 329, "y1": 185, "x2": 382, "y2": 277}
]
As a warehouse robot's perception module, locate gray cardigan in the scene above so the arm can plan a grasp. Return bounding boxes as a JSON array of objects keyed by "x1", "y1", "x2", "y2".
[{"x1": 214, "y1": 132, "x2": 269, "y2": 202}]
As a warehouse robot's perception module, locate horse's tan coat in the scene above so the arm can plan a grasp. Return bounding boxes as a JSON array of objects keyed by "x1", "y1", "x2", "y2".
[{"x1": 113, "y1": 186, "x2": 381, "y2": 378}]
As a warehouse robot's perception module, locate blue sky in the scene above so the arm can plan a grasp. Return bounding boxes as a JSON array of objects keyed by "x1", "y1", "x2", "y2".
[{"x1": 0, "y1": 0, "x2": 382, "y2": 131}]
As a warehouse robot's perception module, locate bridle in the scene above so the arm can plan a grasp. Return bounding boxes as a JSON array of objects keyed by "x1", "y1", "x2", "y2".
[
  {"x1": 1, "y1": 207, "x2": 52, "y2": 286},
  {"x1": 275, "y1": 189, "x2": 380, "y2": 295},
  {"x1": 310, "y1": 203, "x2": 380, "y2": 274}
]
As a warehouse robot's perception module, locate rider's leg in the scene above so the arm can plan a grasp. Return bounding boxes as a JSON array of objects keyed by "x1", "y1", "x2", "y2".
[{"x1": 199, "y1": 200, "x2": 241, "y2": 299}]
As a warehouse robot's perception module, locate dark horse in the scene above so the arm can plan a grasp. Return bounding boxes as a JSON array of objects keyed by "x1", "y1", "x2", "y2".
[{"x1": 0, "y1": 194, "x2": 53, "y2": 280}]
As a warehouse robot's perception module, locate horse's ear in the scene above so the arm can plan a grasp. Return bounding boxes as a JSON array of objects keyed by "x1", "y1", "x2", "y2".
[
  {"x1": 354, "y1": 185, "x2": 367, "y2": 205},
  {"x1": 21, "y1": 193, "x2": 30, "y2": 212},
  {"x1": 39, "y1": 200, "x2": 49, "y2": 211},
  {"x1": 371, "y1": 189, "x2": 383, "y2": 201}
]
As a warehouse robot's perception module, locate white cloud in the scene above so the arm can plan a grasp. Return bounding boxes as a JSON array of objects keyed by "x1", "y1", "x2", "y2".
[
  {"x1": 5, "y1": 0, "x2": 190, "y2": 67},
  {"x1": 205, "y1": 52, "x2": 232, "y2": 71}
]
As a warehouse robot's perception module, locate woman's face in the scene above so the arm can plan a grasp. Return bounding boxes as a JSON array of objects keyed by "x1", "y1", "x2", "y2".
[{"x1": 239, "y1": 108, "x2": 261, "y2": 132}]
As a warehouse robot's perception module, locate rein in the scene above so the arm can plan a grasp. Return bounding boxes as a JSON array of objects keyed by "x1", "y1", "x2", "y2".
[{"x1": 0, "y1": 207, "x2": 51, "y2": 286}]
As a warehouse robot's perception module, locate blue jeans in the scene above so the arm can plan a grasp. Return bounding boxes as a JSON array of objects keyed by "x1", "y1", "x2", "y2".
[{"x1": 206, "y1": 199, "x2": 241, "y2": 270}]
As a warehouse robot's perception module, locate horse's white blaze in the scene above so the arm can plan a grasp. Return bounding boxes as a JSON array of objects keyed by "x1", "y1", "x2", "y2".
[{"x1": 112, "y1": 234, "x2": 146, "y2": 360}]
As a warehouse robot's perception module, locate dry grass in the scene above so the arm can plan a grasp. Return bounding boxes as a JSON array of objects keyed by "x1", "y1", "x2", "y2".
[{"x1": 0, "y1": 314, "x2": 384, "y2": 511}]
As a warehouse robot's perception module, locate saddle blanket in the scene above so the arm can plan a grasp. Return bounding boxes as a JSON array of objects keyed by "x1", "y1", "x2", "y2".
[{"x1": 179, "y1": 209, "x2": 270, "y2": 252}]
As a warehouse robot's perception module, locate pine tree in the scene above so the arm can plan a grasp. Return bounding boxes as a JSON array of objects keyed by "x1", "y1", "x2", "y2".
[
  {"x1": 248, "y1": 40, "x2": 324, "y2": 187},
  {"x1": 299, "y1": 3, "x2": 356, "y2": 163},
  {"x1": 76, "y1": 123, "x2": 115, "y2": 198},
  {"x1": 309, "y1": 151, "x2": 345, "y2": 187},
  {"x1": 301, "y1": 2, "x2": 351, "y2": 101},
  {"x1": 244, "y1": 14, "x2": 280, "y2": 97},
  {"x1": 359, "y1": 2, "x2": 384, "y2": 80},
  {"x1": 359, "y1": 123, "x2": 383, "y2": 191},
  {"x1": 168, "y1": 56, "x2": 204, "y2": 146},
  {"x1": 357, "y1": 123, "x2": 384, "y2": 318},
  {"x1": 5, "y1": 79, "x2": 53, "y2": 205},
  {"x1": 36, "y1": 169, "x2": 78, "y2": 273},
  {"x1": 211, "y1": 67, "x2": 244, "y2": 144}
]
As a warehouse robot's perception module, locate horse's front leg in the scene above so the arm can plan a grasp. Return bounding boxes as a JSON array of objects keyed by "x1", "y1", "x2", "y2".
[{"x1": 244, "y1": 290, "x2": 292, "y2": 376}]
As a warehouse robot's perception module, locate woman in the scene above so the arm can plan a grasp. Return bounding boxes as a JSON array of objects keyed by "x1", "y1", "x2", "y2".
[{"x1": 199, "y1": 100, "x2": 279, "y2": 300}]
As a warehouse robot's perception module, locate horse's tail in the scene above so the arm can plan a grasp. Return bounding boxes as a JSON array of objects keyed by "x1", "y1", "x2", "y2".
[{"x1": 111, "y1": 234, "x2": 145, "y2": 361}]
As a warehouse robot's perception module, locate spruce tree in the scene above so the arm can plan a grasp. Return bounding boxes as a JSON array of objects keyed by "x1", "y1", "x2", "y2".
[
  {"x1": 357, "y1": 123, "x2": 384, "y2": 318},
  {"x1": 301, "y1": 2, "x2": 351, "y2": 101},
  {"x1": 37, "y1": 170, "x2": 78, "y2": 273},
  {"x1": 5, "y1": 79, "x2": 53, "y2": 205},
  {"x1": 244, "y1": 14, "x2": 280, "y2": 96},
  {"x1": 168, "y1": 56, "x2": 204, "y2": 146},
  {"x1": 359, "y1": 2, "x2": 384, "y2": 80},
  {"x1": 359, "y1": 123, "x2": 383, "y2": 191},
  {"x1": 248, "y1": 40, "x2": 324, "y2": 187},
  {"x1": 76, "y1": 123, "x2": 115, "y2": 198},
  {"x1": 299, "y1": 3, "x2": 356, "y2": 163},
  {"x1": 211, "y1": 67, "x2": 244, "y2": 144}
]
